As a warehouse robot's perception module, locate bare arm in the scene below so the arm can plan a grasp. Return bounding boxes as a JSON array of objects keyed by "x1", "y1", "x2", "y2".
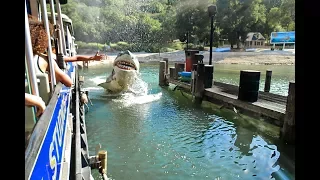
[
  {"x1": 53, "y1": 60, "x2": 73, "y2": 87},
  {"x1": 25, "y1": 93, "x2": 46, "y2": 117},
  {"x1": 63, "y1": 52, "x2": 106, "y2": 62},
  {"x1": 39, "y1": 55, "x2": 72, "y2": 87}
]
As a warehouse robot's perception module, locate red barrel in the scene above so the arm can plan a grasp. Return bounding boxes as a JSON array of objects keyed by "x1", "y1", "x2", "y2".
[
  {"x1": 185, "y1": 50, "x2": 199, "y2": 72},
  {"x1": 186, "y1": 56, "x2": 192, "y2": 72}
]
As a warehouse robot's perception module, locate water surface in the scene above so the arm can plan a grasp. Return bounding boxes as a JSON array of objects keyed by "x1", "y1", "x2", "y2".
[{"x1": 80, "y1": 63, "x2": 295, "y2": 180}]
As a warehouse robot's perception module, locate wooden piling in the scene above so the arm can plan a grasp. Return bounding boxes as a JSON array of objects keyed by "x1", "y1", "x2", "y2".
[
  {"x1": 191, "y1": 64, "x2": 198, "y2": 95},
  {"x1": 238, "y1": 70, "x2": 261, "y2": 102},
  {"x1": 264, "y1": 70, "x2": 272, "y2": 92},
  {"x1": 163, "y1": 58, "x2": 169, "y2": 74},
  {"x1": 193, "y1": 63, "x2": 205, "y2": 104},
  {"x1": 204, "y1": 65, "x2": 214, "y2": 88},
  {"x1": 98, "y1": 150, "x2": 107, "y2": 174},
  {"x1": 174, "y1": 63, "x2": 185, "y2": 80},
  {"x1": 159, "y1": 61, "x2": 167, "y2": 86},
  {"x1": 195, "y1": 54, "x2": 204, "y2": 64},
  {"x1": 169, "y1": 67, "x2": 175, "y2": 79},
  {"x1": 281, "y1": 81, "x2": 295, "y2": 144},
  {"x1": 83, "y1": 61, "x2": 89, "y2": 68}
]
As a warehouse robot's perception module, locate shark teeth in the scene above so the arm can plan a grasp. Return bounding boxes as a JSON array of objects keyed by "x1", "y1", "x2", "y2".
[{"x1": 115, "y1": 61, "x2": 136, "y2": 70}]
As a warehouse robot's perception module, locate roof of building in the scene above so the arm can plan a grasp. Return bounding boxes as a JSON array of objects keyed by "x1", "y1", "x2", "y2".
[{"x1": 246, "y1": 32, "x2": 266, "y2": 41}]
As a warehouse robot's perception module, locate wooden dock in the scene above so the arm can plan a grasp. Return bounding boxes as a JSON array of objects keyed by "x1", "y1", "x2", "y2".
[
  {"x1": 159, "y1": 60, "x2": 295, "y2": 144},
  {"x1": 168, "y1": 78, "x2": 286, "y2": 126}
]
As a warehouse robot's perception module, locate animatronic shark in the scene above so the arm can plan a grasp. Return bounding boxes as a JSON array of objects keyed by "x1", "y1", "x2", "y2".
[{"x1": 98, "y1": 50, "x2": 140, "y2": 93}]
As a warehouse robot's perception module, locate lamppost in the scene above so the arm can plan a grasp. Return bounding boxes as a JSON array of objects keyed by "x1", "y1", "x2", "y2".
[
  {"x1": 96, "y1": 16, "x2": 100, "y2": 53},
  {"x1": 208, "y1": 5, "x2": 217, "y2": 65},
  {"x1": 186, "y1": 32, "x2": 189, "y2": 50},
  {"x1": 186, "y1": 15, "x2": 192, "y2": 50}
]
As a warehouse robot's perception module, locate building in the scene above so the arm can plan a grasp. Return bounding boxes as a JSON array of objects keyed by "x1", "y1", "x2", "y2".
[{"x1": 245, "y1": 32, "x2": 266, "y2": 48}]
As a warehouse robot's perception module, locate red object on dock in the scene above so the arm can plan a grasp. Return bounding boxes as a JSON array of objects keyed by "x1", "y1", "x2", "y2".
[
  {"x1": 186, "y1": 56, "x2": 192, "y2": 72},
  {"x1": 185, "y1": 50, "x2": 199, "y2": 72}
]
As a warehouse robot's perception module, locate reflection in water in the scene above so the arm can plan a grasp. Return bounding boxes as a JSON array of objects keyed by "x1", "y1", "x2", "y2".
[
  {"x1": 234, "y1": 126, "x2": 254, "y2": 155},
  {"x1": 81, "y1": 64, "x2": 294, "y2": 180}
]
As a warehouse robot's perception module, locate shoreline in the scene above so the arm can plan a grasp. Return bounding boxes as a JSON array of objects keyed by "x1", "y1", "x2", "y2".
[{"x1": 76, "y1": 50, "x2": 295, "y2": 67}]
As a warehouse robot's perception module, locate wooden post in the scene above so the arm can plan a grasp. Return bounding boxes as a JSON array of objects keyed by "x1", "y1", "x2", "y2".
[
  {"x1": 159, "y1": 61, "x2": 167, "y2": 86},
  {"x1": 264, "y1": 70, "x2": 272, "y2": 92},
  {"x1": 191, "y1": 64, "x2": 197, "y2": 95},
  {"x1": 98, "y1": 150, "x2": 107, "y2": 174},
  {"x1": 281, "y1": 81, "x2": 295, "y2": 144},
  {"x1": 169, "y1": 67, "x2": 175, "y2": 79},
  {"x1": 83, "y1": 61, "x2": 88, "y2": 68},
  {"x1": 163, "y1": 58, "x2": 169, "y2": 74},
  {"x1": 193, "y1": 63, "x2": 205, "y2": 104},
  {"x1": 204, "y1": 65, "x2": 214, "y2": 88},
  {"x1": 174, "y1": 63, "x2": 185, "y2": 80},
  {"x1": 238, "y1": 70, "x2": 261, "y2": 102}
]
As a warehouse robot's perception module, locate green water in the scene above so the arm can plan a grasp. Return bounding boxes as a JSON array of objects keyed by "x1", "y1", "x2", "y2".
[
  {"x1": 80, "y1": 63, "x2": 295, "y2": 180},
  {"x1": 213, "y1": 64, "x2": 295, "y2": 96}
]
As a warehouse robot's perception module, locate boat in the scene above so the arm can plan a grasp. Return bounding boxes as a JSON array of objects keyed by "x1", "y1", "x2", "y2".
[
  {"x1": 25, "y1": 0, "x2": 107, "y2": 179},
  {"x1": 214, "y1": 47, "x2": 231, "y2": 52}
]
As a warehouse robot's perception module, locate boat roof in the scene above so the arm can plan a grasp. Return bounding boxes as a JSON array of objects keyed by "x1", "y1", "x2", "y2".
[{"x1": 47, "y1": 12, "x2": 73, "y2": 24}]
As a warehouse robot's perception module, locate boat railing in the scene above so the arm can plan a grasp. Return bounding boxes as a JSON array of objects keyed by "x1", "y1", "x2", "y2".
[
  {"x1": 25, "y1": 0, "x2": 105, "y2": 179},
  {"x1": 25, "y1": 82, "x2": 65, "y2": 179},
  {"x1": 25, "y1": 0, "x2": 68, "y2": 121},
  {"x1": 25, "y1": 5, "x2": 74, "y2": 176}
]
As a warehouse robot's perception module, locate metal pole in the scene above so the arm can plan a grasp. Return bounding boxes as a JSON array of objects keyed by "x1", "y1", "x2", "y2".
[
  {"x1": 25, "y1": 6, "x2": 40, "y2": 97},
  {"x1": 55, "y1": 0, "x2": 67, "y2": 55},
  {"x1": 49, "y1": 0, "x2": 56, "y2": 25},
  {"x1": 40, "y1": 0, "x2": 56, "y2": 91},
  {"x1": 75, "y1": 70, "x2": 82, "y2": 180},
  {"x1": 209, "y1": 15, "x2": 214, "y2": 65},
  {"x1": 186, "y1": 32, "x2": 189, "y2": 50}
]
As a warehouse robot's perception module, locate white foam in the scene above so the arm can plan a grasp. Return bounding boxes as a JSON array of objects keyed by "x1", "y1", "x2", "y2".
[
  {"x1": 110, "y1": 73, "x2": 162, "y2": 107},
  {"x1": 82, "y1": 87, "x2": 103, "y2": 91},
  {"x1": 89, "y1": 75, "x2": 106, "y2": 85},
  {"x1": 112, "y1": 92, "x2": 162, "y2": 107}
]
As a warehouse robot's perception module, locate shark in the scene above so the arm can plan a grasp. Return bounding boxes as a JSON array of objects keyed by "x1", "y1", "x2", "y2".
[{"x1": 98, "y1": 50, "x2": 140, "y2": 93}]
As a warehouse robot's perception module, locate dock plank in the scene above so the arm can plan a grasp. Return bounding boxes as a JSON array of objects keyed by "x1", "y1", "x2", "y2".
[
  {"x1": 204, "y1": 87, "x2": 285, "y2": 122},
  {"x1": 167, "y1": 77, "x2": 286, "y2": 123}
]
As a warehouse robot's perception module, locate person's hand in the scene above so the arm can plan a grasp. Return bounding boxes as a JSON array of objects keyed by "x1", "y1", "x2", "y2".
[
  {"x1": 25, "y1": 93, "x2": 46, "y2": 117},
  {"x1": 34, "y1": 97, "x2": 46, "y2": 117},
  {"x1": 91, "y1": 52, "x2": 106, "y2": 61}
]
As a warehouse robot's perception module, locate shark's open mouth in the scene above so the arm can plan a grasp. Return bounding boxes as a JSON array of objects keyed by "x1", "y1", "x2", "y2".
[{"x1": 115, "y1": 60, "x2": 137, "y2": 70}]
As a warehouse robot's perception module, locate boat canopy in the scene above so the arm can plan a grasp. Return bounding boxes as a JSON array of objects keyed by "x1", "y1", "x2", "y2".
[{"x1": 45, "y1": 0, "x2": 68, "y2": 4}]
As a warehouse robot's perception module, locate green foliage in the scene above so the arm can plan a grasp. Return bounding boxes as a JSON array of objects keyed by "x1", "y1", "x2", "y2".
[
  {"x1": 62, "y1": 0, "x2": 295, "y2": 51},
  {"x1": 169, "y1": 41, "x2": 184, "y2": 50}
]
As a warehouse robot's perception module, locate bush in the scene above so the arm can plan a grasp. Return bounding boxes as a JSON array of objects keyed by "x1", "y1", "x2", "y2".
[
  {"x1": 169, "y1": 42, "x2": 183, "y2": 50},
  {"x1": 76, "y1": 41, "x2": 104, "y2": 51},
  {"x1": 198, "y1": 46, "x2": 204, "y2": 51},
  {"x1": 116, "y1": 41, "x2": 131, "y2": 51},
  {"x1": 160, "y1": 47, "x2": 176, "y2": 52},
  {"x1": 76, "y1": 41, "x2": 190, "y2": 53}
]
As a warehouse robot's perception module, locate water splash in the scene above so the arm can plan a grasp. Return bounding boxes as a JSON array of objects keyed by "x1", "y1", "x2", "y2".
[
  {"x1": 88, "y1": 75, "x2": 107, "y2": 86},
  {"x1": 127, "y1": 72, "x2": 149, "y2": 96},
  {"x1": 110, "y1": 72, "x2": 162, "y2": 107}
]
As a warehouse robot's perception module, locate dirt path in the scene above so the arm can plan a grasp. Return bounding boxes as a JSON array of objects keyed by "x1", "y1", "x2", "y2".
[{"x1": 76, "y1": 50, "x2": 295, "y2": 67}]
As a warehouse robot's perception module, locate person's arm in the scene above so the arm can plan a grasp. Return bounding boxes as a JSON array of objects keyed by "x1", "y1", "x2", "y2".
[
  {"x1": 39, "y1": 55, "x2": 72, "y2": 87},
  {"x1": 25, "y1": 93, "x2": 46, "y2": 117},
  {"x1": 53, "y1": 60, "x2": 73, "y2": 87},
  {"x1": 63, "y1": 52, "x2": 106, "y2": 62}
]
